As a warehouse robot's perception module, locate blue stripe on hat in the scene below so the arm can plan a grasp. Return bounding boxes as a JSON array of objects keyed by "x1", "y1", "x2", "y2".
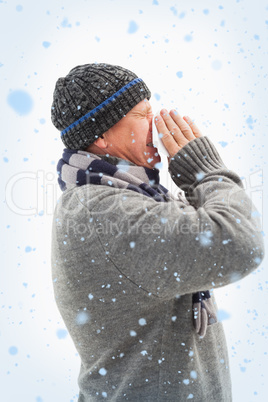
[{"x1": 61, "y1": 77, "x2": 143, "y2": 137}]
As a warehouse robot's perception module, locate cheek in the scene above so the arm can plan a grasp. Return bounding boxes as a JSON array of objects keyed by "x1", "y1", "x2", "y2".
[
  {"x1": 140, "y1": 119, "x2": 149, "y2": 133},
  {"x1": 130, "y1": 121, "x2": 149, "y2": 145}
]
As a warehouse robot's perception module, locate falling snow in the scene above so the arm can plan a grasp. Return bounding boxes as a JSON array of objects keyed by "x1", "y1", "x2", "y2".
[
  {"x1": 127, "y1": 20, "x2": 139, "y2": 34},
  {"x1": 99, "y1": 368, "x2": 107, "y2": 376},
  {"x1": 76, "y1": 311, "x2": 90, "y2": 325},
  {"x1": 211, "y1": 60, "x2": 222, "y2": 70},
  {"x1": 56, "y1": 329, "x2": 68, "y2": 339},
  {"x1": 218, "y1": 141, "x2": 228, "y2": 148},
  {"x1": 42, "y1": 41, "x2": 51, "y2": 48},
  {"x1": 139, "y1": 318, "x2": 147, "y2": 326},
  {"x1": 7, "y1": 90, "x2": 33, "y2": 115},
  {"x1": 9, "y1": 346, "x2": 18, "y2": 355}
]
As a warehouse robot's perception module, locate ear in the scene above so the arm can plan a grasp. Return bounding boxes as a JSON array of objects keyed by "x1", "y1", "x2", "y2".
[{"x1": 93, "y1": 134, "x2": 108, "y2": 150}]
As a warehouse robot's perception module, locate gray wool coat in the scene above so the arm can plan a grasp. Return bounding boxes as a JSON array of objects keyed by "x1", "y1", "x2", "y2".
[{"x1": 51, "y1": 136, "x2": 265, "y2": 401}]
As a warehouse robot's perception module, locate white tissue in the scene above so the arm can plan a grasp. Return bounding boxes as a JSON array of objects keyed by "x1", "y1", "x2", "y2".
[{"x1": 152, "y1": 111, "x2": 169, "y2": 157}]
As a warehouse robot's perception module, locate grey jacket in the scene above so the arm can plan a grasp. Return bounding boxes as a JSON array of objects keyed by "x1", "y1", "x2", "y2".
[{"x1": 51, "y1": 136, "x2": 265, "y2": 401}]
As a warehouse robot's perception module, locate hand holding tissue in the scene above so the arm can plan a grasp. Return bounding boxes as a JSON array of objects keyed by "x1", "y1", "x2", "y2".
[{"x1": 153, "y1": 109, "x2": 203, "y2": 161}]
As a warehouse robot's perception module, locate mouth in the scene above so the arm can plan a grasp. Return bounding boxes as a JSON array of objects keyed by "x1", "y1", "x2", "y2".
[{"x1": 146, "y1": 142, "x2": 155, "y2": 148}]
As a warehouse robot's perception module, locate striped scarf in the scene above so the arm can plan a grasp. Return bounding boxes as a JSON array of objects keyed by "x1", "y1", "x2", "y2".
[{"x1": 57, "y1": 149, "x2": 218, "y2": 337}]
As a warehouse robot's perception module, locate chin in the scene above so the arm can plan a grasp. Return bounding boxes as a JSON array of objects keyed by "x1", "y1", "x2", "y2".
[
  {"x1": 153, "y1": 152, "x2": 161, "y2": 163},
  {"x1": 144, "y1": 148, "x2": 161, "y2": 168},
  {"x1": 149, "y1": 157, "x2": 161, "y2": 169}
]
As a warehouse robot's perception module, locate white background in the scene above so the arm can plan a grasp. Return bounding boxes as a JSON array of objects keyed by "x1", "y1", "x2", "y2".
[{"x1": 1, "y1": 0, "x2": 267, "y2": 401}]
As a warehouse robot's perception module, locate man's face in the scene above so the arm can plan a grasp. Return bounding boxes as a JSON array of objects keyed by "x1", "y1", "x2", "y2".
[{"x1": 96, "y1": 99, "x2": 161, "y2": 169}]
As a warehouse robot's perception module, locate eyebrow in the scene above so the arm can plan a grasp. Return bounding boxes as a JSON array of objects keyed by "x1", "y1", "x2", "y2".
[{"x1": 130, "y1": 102, "x2": 152, "y2": 116}]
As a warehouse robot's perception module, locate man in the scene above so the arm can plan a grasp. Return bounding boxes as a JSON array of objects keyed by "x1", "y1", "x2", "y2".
[{"x1": 51, "y1": 63, "x2": 264, "y2": 401}]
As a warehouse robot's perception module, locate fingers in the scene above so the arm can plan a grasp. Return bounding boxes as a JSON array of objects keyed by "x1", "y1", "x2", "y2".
[
  {"x1": 154, "y1": 114, "x2": 181, "y2": 158},
  {"x1": 162, "y1": 109, "x2": 195, "y2": 142},
  {"x1": 154, "y1": 109, "x2": 203, "y2": 158},
  {"x1": 182, "y1": 116, "x2": 202, "y2": 138}
]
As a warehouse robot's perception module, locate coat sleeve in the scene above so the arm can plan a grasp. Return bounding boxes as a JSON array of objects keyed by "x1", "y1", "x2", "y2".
[{"x1": 79, "y1": 136, "x2": 265, "y2": 299}]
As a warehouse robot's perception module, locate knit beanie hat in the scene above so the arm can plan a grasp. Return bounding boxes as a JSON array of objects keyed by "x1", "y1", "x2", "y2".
[{"x1": 51, "y1": 63, "x2": 151, "y2": 150}]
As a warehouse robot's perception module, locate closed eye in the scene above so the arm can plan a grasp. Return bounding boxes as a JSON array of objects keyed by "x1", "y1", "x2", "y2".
[{"x1": 145, "y1": 109, "x2": 153, "y2": 116}]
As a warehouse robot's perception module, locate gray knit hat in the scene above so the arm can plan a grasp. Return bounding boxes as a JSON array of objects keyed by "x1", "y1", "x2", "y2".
[{"x1": 51, "y1": 63, "x2": 151, "y2": 150}]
